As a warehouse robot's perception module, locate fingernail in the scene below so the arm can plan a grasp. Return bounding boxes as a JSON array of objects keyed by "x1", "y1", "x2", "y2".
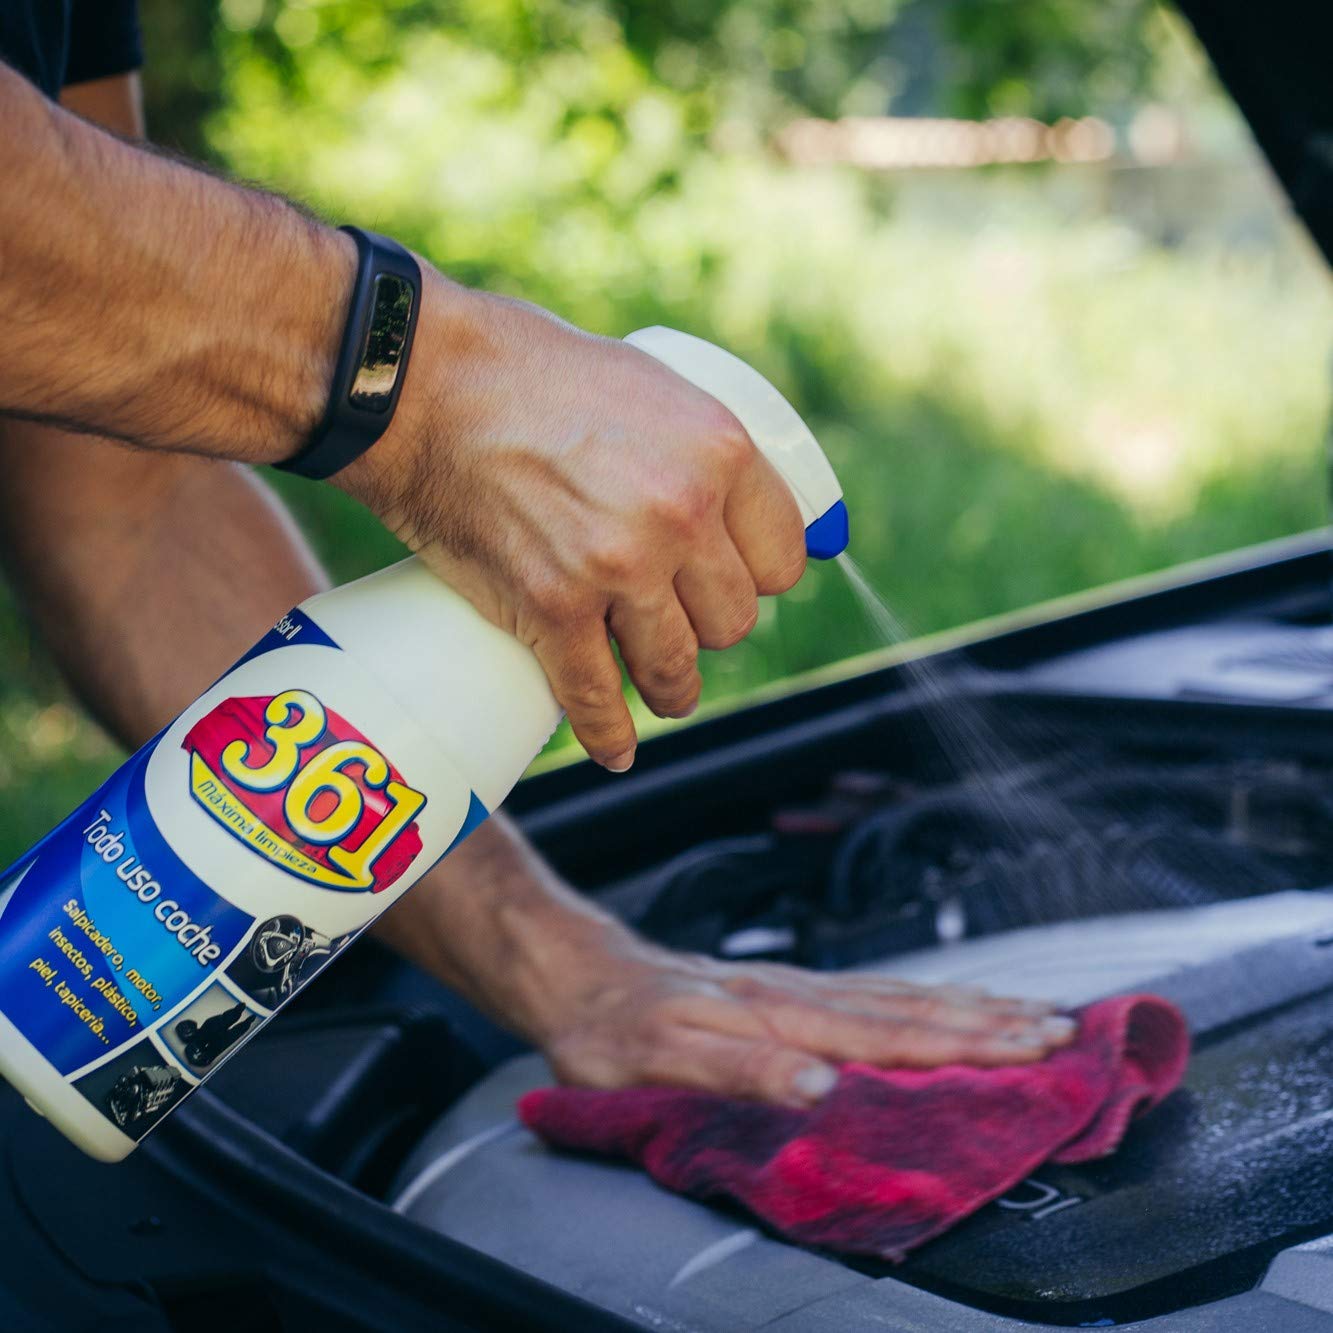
[
  {"x1": 1038, "y1": 1015, "x2": 1077, "y2": 1041},
  {"x1": 1002, "y1": 1029, "x2": 1044, "y2": 1045},
  {"x1": 792, "y1": 1064, "x2": 838, "y2": 1102},
  {"x1": 604, "y1": 750, "x2": 635, "y2": 773}
]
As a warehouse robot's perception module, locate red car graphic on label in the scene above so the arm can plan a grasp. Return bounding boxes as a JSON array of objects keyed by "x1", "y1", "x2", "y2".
[{"x1": 182, "y1": 689, "x2": 425, "y2": 893}]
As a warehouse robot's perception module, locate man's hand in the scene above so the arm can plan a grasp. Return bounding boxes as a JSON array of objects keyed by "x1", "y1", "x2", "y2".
[
  {"x1": 529, "y1": 933, "x2": 1074, "y2": 1107},
  {"x1": 338, "y1": 282, "x2": 807, "y2": 771},
  {"x1": 0, "y1": 64, "x2": 805, "y2": 770},
  {"x1": 377, "y1": 817, "x2": 1075, "y2": 1108}
]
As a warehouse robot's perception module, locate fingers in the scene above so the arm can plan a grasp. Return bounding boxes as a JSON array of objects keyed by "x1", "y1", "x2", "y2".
[
  {"x1": 746, "y1": 963, "x2": 1060, "y2": 1017},
  {"x1": 623, "y1": 463, "x2": 789, "y2": 671},
  {"x1": 542, "y1": 962, "x2": 1081, "y2": 1115},
  {"x1": 711, "y1": 970, "x2": 1077, "y2": 1068},
  {"x1": 757, "y1": 993, "x2": 1077, "y2": 1069},
  {"x1": 673, "y1": 530, "x2": 759, "y2": 652},
  {"x1": 531, "y1": 619, "x2": 637, "y2": 771},
  {"x1": 723, "y1": 449, "x2": 807, "y2": 596},
  {"x1": 816, "y1": 985, "x2": 1061, "y2": 1035},
  {"x1": 658, "y1": 979, "x2": 1076, "y2": 1078},
  {"x1": 543, "y1": 998, "x2": 837, "y2": 1110},
  {"x1": 638, "y1": 1027, "x2": 839, "y2": 1109},
  {"x1": 610, "y1": 596, "x2": 702, "y2": 720}
]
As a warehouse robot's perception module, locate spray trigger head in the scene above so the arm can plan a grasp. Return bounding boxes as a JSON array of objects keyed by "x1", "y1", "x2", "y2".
[
  {"x1": 804, "y1": 499, "x2": 850, "y2": 560},
  {"x1": 624, "y1": 327, "x2": 849, "y2": 560}
]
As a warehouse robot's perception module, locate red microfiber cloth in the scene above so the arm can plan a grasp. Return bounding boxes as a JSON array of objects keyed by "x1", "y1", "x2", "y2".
[{"x1": 517, "y1": 993, "x2": 1189, "y2": 1261}]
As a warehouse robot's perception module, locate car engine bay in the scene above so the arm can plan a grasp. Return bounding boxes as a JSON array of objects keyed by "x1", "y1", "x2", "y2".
[
  {"x1": 384, "y1": 608, "x2": 1333, "y2": 1330},
  {"x1": 6, "y1": 536, "x2": 1333, "y2": 1333}
]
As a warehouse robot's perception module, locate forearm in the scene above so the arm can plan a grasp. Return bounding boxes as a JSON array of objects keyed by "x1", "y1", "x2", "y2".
[
  {"x1": 0, "y1": 60, "x2": 350, "y2": 462},
  {"x1": 0, "y1": 425, "x2": 328, "y2": 742},
  {"x1": 373, "y1": 817, "x2": 632, "y2": 1043},
  {"x1": 0, "y1": 73, "x2": 330, "y2": 737},
  {"x1": 0, "y1": 417, "x2": 610, "y2": 1022}
]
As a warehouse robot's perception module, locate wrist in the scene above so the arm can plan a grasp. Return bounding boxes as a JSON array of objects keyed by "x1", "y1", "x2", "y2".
[
  {"x1": 329, "y1": 263, "x2": 477, "y2": 528},
  {"x1": 277, "y1": 228, "x2": 423, "y2": 480},
  {"x1": 500, "y1": 901, "x2": 648, "y2": 1047},
  {"x1": 149, "y1": 211, "x2": 357, "y2": 468},
  {"x1": 260, "y1": 221, "x2": 360, "y2": 463},
  {"x1": 374, "y1": 815, "x2": 641, "y2": 1046}
]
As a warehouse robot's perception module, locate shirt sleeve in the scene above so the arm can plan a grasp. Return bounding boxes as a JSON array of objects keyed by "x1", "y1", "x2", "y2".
[{"x1": 64, "y1": 0, "x2": 143, "y2": 88}]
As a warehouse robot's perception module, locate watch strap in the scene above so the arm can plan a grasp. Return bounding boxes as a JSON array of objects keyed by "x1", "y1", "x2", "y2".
[{"x1": 277, "y1": 226, "x2": 421, "y2": 480}]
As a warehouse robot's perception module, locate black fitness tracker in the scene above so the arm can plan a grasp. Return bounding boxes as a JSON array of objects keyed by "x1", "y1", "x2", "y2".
[{"x1": 276, "y1": 226, "x2": 422, "y2": 480}]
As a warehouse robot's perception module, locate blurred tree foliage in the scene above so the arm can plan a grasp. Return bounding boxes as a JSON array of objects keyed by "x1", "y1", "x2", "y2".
[
  {"x1": 128, "y1": 0, "x2": 1322, "y2": 721},
  {"x1": 132, "y1": 2, "x2": 1173, "y2": 357},
  {"x1": 138, "y1": 0, "x2": 224, "y2": 159},
  {"x1": 137, "y1": 0, "x2": 1166, "y2": 165},
  {"x1": 937, "y1": 0, "x2": 1158, "y2": 120}
]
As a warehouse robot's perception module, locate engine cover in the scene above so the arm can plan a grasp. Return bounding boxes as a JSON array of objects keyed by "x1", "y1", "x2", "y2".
[{"x1": 392, "y1": 891, "x2": 1333, "y2": 1331}]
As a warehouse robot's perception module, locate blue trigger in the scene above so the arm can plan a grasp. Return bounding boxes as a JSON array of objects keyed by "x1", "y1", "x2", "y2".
[{"x1": 804, "y1": 499, "x2": 849, "y2": 559}]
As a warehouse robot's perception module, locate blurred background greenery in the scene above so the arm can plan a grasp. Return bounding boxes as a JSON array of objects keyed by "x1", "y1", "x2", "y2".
[{"x1": 1, "y1": 0, "x2": 1330, "y2": 858}]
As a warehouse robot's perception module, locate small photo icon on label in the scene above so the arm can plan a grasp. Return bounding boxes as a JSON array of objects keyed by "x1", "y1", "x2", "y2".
[
  {"x1": 182, "y1": 689, "x2": 426, "y2": 894},
  {"x1": 226, "y1": 914, "x2": 352, "y2": 1011},
  {"x1": 160, "y1": 981, "x2": 265, "y2": 1075},
  {"x1": 74, "y1": 1038, "x2": 191, "y2": 1138}
]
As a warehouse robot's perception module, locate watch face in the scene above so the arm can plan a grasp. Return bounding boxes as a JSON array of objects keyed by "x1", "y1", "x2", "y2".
[{"x1": 349, "y1": 273, "x2": 415, "y2": 413}]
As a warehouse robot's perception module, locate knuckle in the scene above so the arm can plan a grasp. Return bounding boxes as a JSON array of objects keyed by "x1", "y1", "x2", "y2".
[
  {"x1": 563, "y1": 673, "x2": 625, "y2": 719},
  {"x1": 710, "y1": 599, "x2": 759, "y2": 649},
  {"x1": 721, "y1": 973, "x2": 764, "y2": 1002},
  {"x1": 651, "y1": 484, "x2": 712, "y2": 536},
  {"x1": 706, "y1": 408, "x2": 754, "y2": 471},
  {"x1": 529, "y1": 575, "x2": 587, "y2": 625},
  {"x1": 586, "y1": 538, "x2": 641, "y2": 587},
  {"x1": 758, "y1": 548, "x2": 807, "y2": 596},
  {"x1": 644, "y1": 645, "x2": 698, "y2": 691}
]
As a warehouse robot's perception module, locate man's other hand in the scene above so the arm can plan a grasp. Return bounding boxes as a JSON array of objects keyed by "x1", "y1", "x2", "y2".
[
  {"x1": 532, "y1": 930, "x2": 1077, "y2": 1107},
  {"x1": 337, "y1": 280, "x2": 807, "y2": 772}
]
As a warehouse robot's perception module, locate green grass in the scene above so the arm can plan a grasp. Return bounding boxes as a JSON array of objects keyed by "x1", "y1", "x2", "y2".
[{"x1": 1, "y1": 157, "x2": 1329, "y2": 864}]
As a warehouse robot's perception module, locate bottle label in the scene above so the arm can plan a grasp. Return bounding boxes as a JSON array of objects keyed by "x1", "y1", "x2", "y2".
[
  {"x1": 0, "y1": 606, "x2": 487, "y2": 1143},
  {"x1": 182, "y1": 689, "x2": 426, "y2": 894}
]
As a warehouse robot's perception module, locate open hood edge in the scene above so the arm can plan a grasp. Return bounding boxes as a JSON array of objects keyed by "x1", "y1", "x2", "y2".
[{"x1": 1175, "y1": 0, "x2": 1333, "y2": 268}]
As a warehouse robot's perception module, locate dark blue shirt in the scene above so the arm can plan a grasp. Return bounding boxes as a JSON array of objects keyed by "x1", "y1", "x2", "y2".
[{"x1": 0, "y1": 0, "x2": 142, "y2": 99}]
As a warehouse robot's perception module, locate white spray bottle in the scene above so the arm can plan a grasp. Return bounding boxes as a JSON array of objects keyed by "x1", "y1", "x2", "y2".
[{"x1": 0, "y1": 328, "x2": 848, "y2": 1160}]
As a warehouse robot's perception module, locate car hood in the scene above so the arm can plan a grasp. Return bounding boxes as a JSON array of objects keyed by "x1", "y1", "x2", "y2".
[{"x1": 1177, "y1": 0, "x2": 1333, "y2": 267}]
